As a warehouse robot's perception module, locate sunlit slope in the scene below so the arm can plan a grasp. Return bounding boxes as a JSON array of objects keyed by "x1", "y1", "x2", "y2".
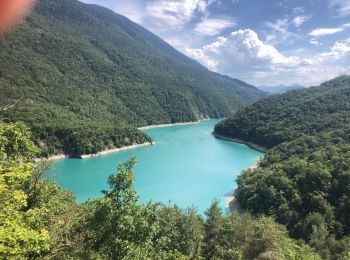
[
  {"x1": 0, "y1": 0, "x2": 265, "y2": 156},
  {"x1": 215, "y1": 76, "x2": 350, "y2": 148}
]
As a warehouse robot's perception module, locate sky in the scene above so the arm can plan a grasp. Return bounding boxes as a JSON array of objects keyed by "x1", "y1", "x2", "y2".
[{"x1": 79, "y1": 0, "x2": 350, "y2": 87}]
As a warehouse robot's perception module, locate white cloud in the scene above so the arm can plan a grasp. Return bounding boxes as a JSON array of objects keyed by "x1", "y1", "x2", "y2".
[
  {"x1": 81, "y1": 0, "x2": 217, "y2": 28},
  {"x1": 329, "y1": 0, "x2": 350, "y2": 17},
  {"x1": 146, "y1": 0, "x2": 214, "y2": 29},
  {"x1": 309, "y1": 27, "x2": 344, "y2": 37},
  {"x1": 292, "y1": 16, "x2": 310, "y2": 28},
  {"x1": 185, "y1": 29, "x2": 350, "y2": 86},
  {"x1": 165, "y1": 36, "x2": 189, "y2": 51},
  {"x1": 310, "y1": 40, "x2": 321, "y2": 46},
  {"x1": 186, "y1": 29, "x2": 301, "y2": 73},
  {"x1": 319, "y1": 37, "x2": 350, "y2": 61},
  {"x1": 265, "y1": 18, "x2": 299, "y2": 44},
  {"x1": 309, "y1": 23, "x2": 350, "y2": 37},
  {"x1": 185, "y1": 47, "x2": 218, "y2": 69},
  {"x1": 194, "y1": 17, "x2": 236, "y2": 36},
  {"x1": 266, "y1": 18, "x2": 289, "y2": 33}
]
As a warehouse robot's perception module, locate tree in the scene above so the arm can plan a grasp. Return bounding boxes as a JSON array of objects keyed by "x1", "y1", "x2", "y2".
[
  {"x1": 0, "y1": 122, "x2": 39, "y2": 162},
  {"x1": 203, "y1": 200, "x2": 224, "y2": 259},
  {"x1": 0, "y1": 163, "x2": 50, "y2": 258},
  {"x1": 87, "y1": 156, "x2": 159, "y2": 259},
  {"x1": 0, "y1": 122, "x2": 78, "y2": 259},
  {"x1": 154, "y1": 205, "x2": 203, "y2": 258},
  {"x1": 217, "y1": 213, "x2": 320, "y2": 260}
]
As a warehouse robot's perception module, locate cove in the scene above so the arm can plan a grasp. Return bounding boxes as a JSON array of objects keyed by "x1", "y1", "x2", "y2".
[{"x1": 51, "y1": 120, "x2": 263, "y2": 213}]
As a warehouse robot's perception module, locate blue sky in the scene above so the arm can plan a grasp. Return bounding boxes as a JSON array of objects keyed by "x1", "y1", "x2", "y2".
[{"x1": 80, "y1": 0, "x2": 350, "y2": 86}]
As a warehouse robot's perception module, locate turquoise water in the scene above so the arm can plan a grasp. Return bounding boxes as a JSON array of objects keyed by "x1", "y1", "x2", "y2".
[{"x1": 51, "y1": 120, "x2": 263, "y2": 213}]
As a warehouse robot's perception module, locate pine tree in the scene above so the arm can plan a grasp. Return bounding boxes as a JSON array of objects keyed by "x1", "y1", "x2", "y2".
[{"x1": 203, "y1": 200, "x2": 224, "y2": 259}]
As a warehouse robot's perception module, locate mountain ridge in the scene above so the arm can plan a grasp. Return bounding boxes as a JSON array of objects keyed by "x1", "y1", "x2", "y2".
[
  {"x1": 0, "y1": 0, "x2": 265, "y2": 156},
  {"x1": 258, "y1": 84, "x2": 306, "y2": 94},
  {"x1": 215, "y1": 76, "x2": 350, "y2": 148}
]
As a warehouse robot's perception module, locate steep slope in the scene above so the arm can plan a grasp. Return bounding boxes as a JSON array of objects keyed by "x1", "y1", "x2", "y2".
[
  {"x1": 0, "y1": 0, "x2": 265, "y2": 156},
  {"x1": 214, "y1": 76, "x2": 350, "y2": 256}
]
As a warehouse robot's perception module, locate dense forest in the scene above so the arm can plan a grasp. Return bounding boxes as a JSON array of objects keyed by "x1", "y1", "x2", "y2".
[
  {"x1": 215, "y1": 76, "x2": 350, "y2": 259},
  {"x1": 0, "y1": 122, "x2": 320, "y2": 259},
  {"x1": 215, "y1": 76, "x2": 350, "y2": 149},
  {"x1": 0, "y1": 0, "x2": 265, "y2": 157}
]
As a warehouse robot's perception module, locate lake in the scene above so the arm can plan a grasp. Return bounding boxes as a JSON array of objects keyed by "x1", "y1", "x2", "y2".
[{"x1": 51, "y1": 120, "x2": 263, "y2": 213}]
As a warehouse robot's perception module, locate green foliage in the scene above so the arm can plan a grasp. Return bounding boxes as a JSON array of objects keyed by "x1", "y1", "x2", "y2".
[
  {"x1": 41, "y1": 124, "x2": 153, "y2": 158},
  {"x1": 63, "y1": 162, "x2": 317, "y2": 260},
  {"x1": 0, "y1": 122, "x2": 320, "y2": 259},
  {"x1": 87, "y1": 157, "x2": 157, "y2": 258},
  {"x1": 0, "y1": 122, "x2": 39, "y2": 162},
  {"x1": 203, "y1": 212, "x2": 320, "y2": 260},
  {"x1": 203, "y1": 200, "x2": 224, "y2": 259},
  {"x1": 0, "y1": 163, "x2": 50, "y2": 258},
  {"x1": 155, "y1": 205, "x2": 203, "y2": 258},
  {"x1": 215, "y1": 76, "x2": 350, "y2": 149},
  {"x1": 0, "y1": 122, "x2": 79, "y2": 259},
  {"x1": 215, "y1": 76, "x2": 350, "y2": 259},
  {"x1": 52, "y1": 157, "x2": 203, "y2": 259},
  {"x1": 0, "y1": 0, "x2": 264, "y2": 157}
]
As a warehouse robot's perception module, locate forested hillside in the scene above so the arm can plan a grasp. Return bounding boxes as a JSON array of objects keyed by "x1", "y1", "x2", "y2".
[
  {"x1": 215, "y1": 76, "x2": 350, "y2": 259},
  {"x1": 215, "y1": 76, "x2": 350, "y2": 148},
  {"x1": 0, "y1": 122, "x2": 320, "y2": 259},
  {"x1": 0, "y1": 0, "x2": 264, "y2": 157}
]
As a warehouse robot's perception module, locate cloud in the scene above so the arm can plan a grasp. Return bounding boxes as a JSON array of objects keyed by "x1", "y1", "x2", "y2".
[
  {"x1": 264, "y1": 15, "x2": 309, "y2": 45},
  {"x1": 265, "y1": 18, "x2": 299, "y2": 44},
  {"x1": 309, "y1": 23, "x2": 350, "y2": 37},
  {"x1": 329, "y1": 0, "x2": 350, "y2": 17},
  {"x1": 185, "y1": 47, "x2": 218, "y2": 69},
  {"x1": 309, "y1": 27, "x2": 344, "y2": 37},
  {"x1": 266, "y1": 18, "x2": 289, "y2": 33},
  {"x1": 185, "y1": 29, "x2": 301, "y2": 73},
  {"x1": 80, "y1": 0, "x2": 216, "y2": 28},
  {"x1": 185, "y1": 29, "x2": 350, "y2": 86},
  {"x1": 146, "y1": 0, "x2": 214, "y2": 29},
  {"x1": 194, "y1": 17, "x2": 236, "y2": 36},
  {"x1": 319, "y1": 37, "x2": 350, "y2": 61},
  {"x1": 310, "y1": 40, "x2": 321, "y2": 46},
  {"x1": 292, "y1": 16, "x2": 310, "y2": 28}
]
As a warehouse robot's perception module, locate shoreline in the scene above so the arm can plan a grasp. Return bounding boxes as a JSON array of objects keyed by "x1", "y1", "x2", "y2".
[
  {"x1": 35, "y1": 142, "x2": 153, "y2": 162},
  {"x1": 80, "y1": 142, "x2": 153, "y2": 158},
  {"x1": 34, "y1": 154, "x2": 68, "y2": 162},
  {"x1": 226, "y1": 188, "x2": 240, "y2": 212},
  {"x1": 212, "y1": 132, "x2": 268, "y2": 153},
  {"x1": 226, "y1": 157, "x2": 261, "y2": 212},
  {"x1": 138, "y1": 121, "x2": 200, "y2": 130},
  {"x1": 36, "y1": 119, "x2": 206, "y2": 162}
]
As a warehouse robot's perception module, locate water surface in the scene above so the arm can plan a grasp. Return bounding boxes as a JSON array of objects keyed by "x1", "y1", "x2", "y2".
[{"x1": 51, "y1": 120, "x2": 263, "y2": 212}]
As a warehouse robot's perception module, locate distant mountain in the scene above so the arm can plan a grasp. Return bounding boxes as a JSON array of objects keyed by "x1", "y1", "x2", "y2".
[
  {"x1": 0, "y1": 0, "x2": 265, "y2": 156},
  {"x1": 258, "y1": 84, "x2": 305, "y2": 94}
]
